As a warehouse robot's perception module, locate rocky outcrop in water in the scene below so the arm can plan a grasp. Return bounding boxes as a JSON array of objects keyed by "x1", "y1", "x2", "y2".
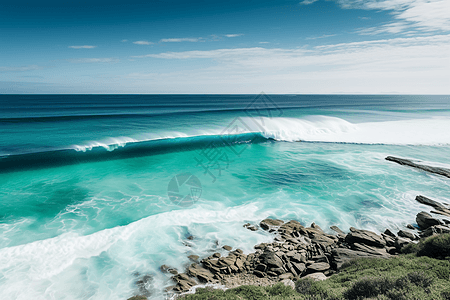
[{"x1": 385, "y1": 156, "x2": 450, "y2": 179}]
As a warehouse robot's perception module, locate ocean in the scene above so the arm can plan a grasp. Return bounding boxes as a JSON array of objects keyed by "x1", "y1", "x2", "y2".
[{"x1": 1, "y1": 94, "x2": 450, "y2": 299}]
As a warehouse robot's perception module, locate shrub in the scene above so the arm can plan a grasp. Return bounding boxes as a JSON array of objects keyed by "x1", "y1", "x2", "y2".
[{"x1": 418, "y1": 234, "x2": 450, "y2": 259}]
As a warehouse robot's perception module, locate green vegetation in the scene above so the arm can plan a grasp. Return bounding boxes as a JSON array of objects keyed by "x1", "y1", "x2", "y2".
[
  {"x1": 180, "y1": 253, "x2": 450, "y2": 300},
  {"x1": 402, "y1": 233, "x2": 450, "y2": 259}
]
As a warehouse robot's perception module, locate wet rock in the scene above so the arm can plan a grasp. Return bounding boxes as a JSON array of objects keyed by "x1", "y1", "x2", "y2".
[
  {"x1": 416, "y1": 195, "x2": 447, "y2": 210},
  {"x1": 212, "y1": 253, "x2": 221, "y2": 258},
  {"x1": 384, "y1": 229, "x2": 396, "y2": 238},
  {"x1": 416, "y1": 211, "x2": 443, "y2": 229},
  {"x1": 127, "y1": 296, "x2": 147, "y2": 300},
  {"x1": 385, "y1": 156, "x2": 450, "y2": 179},
  {"x1": 172, "y1": 273, "x2": 196, "y2": 292},
  {"x1": 160, "y1": 265, "x2": 178, "y2": 275},
  {"x1": 187, "y1": 235, "x2": 194, "y2": 240},
  {"x1": 222, "y1": 245, "x2": 232, "y2": 251},
  {"x1": 407, "y1": 224, "x2": 415, "y2": 230},
  {"x1": 135, "y1": 274, "x2": 153, "y2": 297},
  {"x1": 330, "y1": 226, "x2": 345, "y2": 238},
  {"x1": 188, "y1": 255, "x2": 200, "y2": 262},
  {"x1": 187, "y1": 263, "x2": 215, "y2": 283},
  {"x1": 302, "y1": 272, "x2": 327, "y2": 281},
  {"x1": 398, "y1": 230, "x2": 418, "y2": 240},
  {"x1": 260, "y1": 218, "x2": 284, "y2": 231},
  {"x1": 345, "y1": 227, "x2": 386, "y2": 248},
  {"x1": 247, "y1": 225, "x2": 258, "y2": 231}
]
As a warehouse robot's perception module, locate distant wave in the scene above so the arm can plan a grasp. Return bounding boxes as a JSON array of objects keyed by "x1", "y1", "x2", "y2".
[{"x1": 2, "y1": 116, "x2": 450, "y2": 172}]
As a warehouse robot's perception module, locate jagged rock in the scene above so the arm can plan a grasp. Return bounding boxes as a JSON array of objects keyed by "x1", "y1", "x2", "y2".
[
  {"x1": 222, "y1": 245, "x2": 232, "y2": 251},
  {"x1": 381, "y1": 233, "x2": 396, "y2": 247},
  {"x1": 311, "y1": 235, "x2": 336, "y2": 247},
  {"x1": 407, "y1": 224, "x2": 415, "y2": 230},
  {"x1": 172, "y1": 273, "x2": 196, "y2": 292},
  {"x1": 385, "y1": 156, "x2": 450, "y2": 179},
  {"x1": 279, "y1": 273, "x2": 294, "y2": 280},
  {"x1": 260, "y1": 218, "x2": 284, "y2": 231},
  {"x1": 416, "y1": 211, "x2": 443, "y2": 229},
  {"x1": 302, "y1": 272, "x2": 327, "y2": 281},
  {"x1": 384, "y1": 229, "x2": 396, "y2": 238},
  {"x1": 212, "y1": 253, "x2": 221, "y2": 258},
  {"x1": 311, "y1": 223, "x2": 324, "y2": 233},
  {"x1": 247, "y1": 225, "x2": 258, "y2": 231},
  {"x1": 386, "y1": 247, "x2": 397, "y2": 255},
  {"x1": 286, "y1": 251, "x2": 306, "y2": 263},
  {"x1": 306, "y1": 262, "x2": 330, "y2": 273},
  {"x1": 394, "y1": 237, "x2": 411, "y2": 250},
  {"x1": 345, "y1": 227, "x2": 386, "y2": 248},
  {"x1": 331, "y1": 248, "x2": 382, "y2": 270},
  {"x1": 253, "y1": 270, "x2": 266, "y2": 278},
  {"x1": 187, "y1": 264, "x2": 215, "y2": 283},
  {"x1": 352, "y1": 243, "x2": 389, "y2": 256},
  {"x1": 431, "y1": 210, "x2": 450, "y2": 218},
  {"x1": 421, "y1": 225, "x2": 450, "y2": 237},
  {"x1": 188, "y1": 255, "x2": 200, "y2": 262},
  {"x1": 187, "y1": 235, "x2": 194, "y2": 240},
  {"x1": 260, "y1": 251, "x2": 284, "y2": 270},
  {"x1": 416, "y1": 195, "x2": 447, "y2": 209},
  {"x1": 127, "y1": 296, "x2": 147, "y2": 300},
  {"x1": 398, "y1": 230, "x2": 418, "y2": 240},
  {"x1": 330, "y1": 226, "x2": 345, "y2": 238}
]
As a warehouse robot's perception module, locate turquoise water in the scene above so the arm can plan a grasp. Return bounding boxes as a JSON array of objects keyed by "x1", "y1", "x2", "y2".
[{"x1": 1, "y1": 95, "x2": 450, "y2": 299}]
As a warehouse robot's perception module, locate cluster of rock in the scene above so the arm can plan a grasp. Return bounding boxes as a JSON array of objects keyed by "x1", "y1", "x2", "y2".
[{"x1": 127, "y1": 194, "x2": 450, "y2": 299}]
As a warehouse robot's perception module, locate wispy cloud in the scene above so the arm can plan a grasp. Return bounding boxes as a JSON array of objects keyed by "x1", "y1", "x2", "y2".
[
  {"x1": 68, "y1": 58, "x2": 117, "y2": 63},
  {"x1": 68, "y1": 45, "x2": 96, "y2": 49},
  {"x1": 160, "y1": 38, "x2": 201, "y2": 42},
  {"x1": 259, "y1": 42, "x2": 270, "y2": 44},
  {"x1": 224, "y1": 34, "x2": 243, "y2": 38},
  {"x1": 129, "y1": 34, "x2": 450, "y2": 93},
  {"x1": 133, "y1": 40, "x2": 153, "y2": 45},
  {"x1": 121, "y1": 39, "x2": 128, "y2": 42},
  {"x1": 0, "y1": 65, "x2": 45, "y2": 72},
  {"x1": 337, "y1": 0, "x2": 450, "y2": 33},
  {"x1": 306, "y1": 34, "x2": 336, "y2": 40},
  {"x1": 300, "y1": 0, "x2": 319, "y2": 4}
]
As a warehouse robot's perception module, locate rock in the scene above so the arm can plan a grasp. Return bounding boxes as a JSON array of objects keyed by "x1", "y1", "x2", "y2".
[
  {"x1": 279, "y1": 273, "x2": 294, "y2": 280},
  {"x1": 416, "y1": 195, "x2": 447, "y2": 210},
  {"x1": 247, "y1": 225, "x2": 258, "y2": 231},
  {"x1": 381, "y1": 233, "x2": 396, "y2": 247},
  {"x1": 302, "y1": 272, "x2": 327, "y2": 281},
  {"x1": 188, "y1": 255, "x2": 200, "y2": 262},
  {"x1": 172, "y1": 273, "x2": 196, "y2": 292},
  {"x1": 260, "y1": 218, "x2": 284, "y2": 231},
  {"x1": 398, "y1": 230, "x2": 418, "y2": 240},
  {"x1": 311, "y1": 235, "x2": 336, "y2": 247},
  {"x1": 331, "y1": 248, "x2": 382, "y2": 270},
  {"x1": 416, "y1": 211, "x2": 443, "y2": 229},
  {"x1": 311, "y1": 223, "x2": 324, "y2": 233},
  {"x1": 386, "y1": 247, "x2": 397, "y2": 255},
  {"x1": 291, "y1": 262, "x2": 306, "y2": 275},
  {"x1": 187, "y1": 235, "x2": 194, "y2": 240},
  {"x1": 330, "y1": 226, "x2": 345, "y2": 235},
  {"x1": 127, "y1": 296, "x2": 147, "y2": 300},
  {"x1": 222, "y1": 245, "x2": 232, "y2": 251},
  {"x1": 385, "y1": 156, "x2": 450, "y2": 179},
  {"x1": 160, "y1": 265, "x2": 178, "y2": 275},
  {"x1": 407, "y1": 224, "x2": 415, "y2": 230},
  {"x1": 187, "y1": 264, "x2": 215, "y2": 283},
  {"x1": 306, "y1": 262, "x2": 330, "y2": 273},
  {"x1": 286, "y1": 251, "x2": 306, "y2": 263},
  {"x1": 394, "y1": 237, "x2": 411, "y2": 250},
  {"x1": 212, "y1": 253, "x2": 221, "y2": 258},
  {"x1": 384, "y1": 229, "x2": 396, "y2": 238},
  {"x1": 345, "y1": 227, "x2": 386, "y2": 248},
  {"x1": 281, "y1": 279, "x2": 295, "y2": 289},
  {"x1": 254, "y1": 270, "x2": 266, "y2": 278},
  {"x1": 352, "y1": 243, "x2": 389, "y2": 256},
  {"x1": 421, "y1": 225, "x2": 450, "y2": 237},
  {"x1": 260, "y1": 251, "x2": 284, "y2": 270}
]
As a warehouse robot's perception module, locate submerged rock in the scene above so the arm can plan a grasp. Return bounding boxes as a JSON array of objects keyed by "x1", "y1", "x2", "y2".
[{"x1": 385, "y1": 156, "x2": 450, "y2": 179}]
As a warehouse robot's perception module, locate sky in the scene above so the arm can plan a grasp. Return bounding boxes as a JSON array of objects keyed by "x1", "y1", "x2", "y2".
[{"x1": 0, "y1": 0, "x2": 449, "y2": 94}]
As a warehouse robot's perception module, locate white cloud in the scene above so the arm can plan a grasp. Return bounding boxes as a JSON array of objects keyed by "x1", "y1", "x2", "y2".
[
  {"x1": 259, "y1": 42, "x2": 270, "y2": 44},
  {"x1": 300, "y1": 0, "x2": 319, "y2": 4},
  {"x1": 121, "y1": 39, "x2": 128, "y2": 42},
  {"x1": 160, "y1": 38, "x2": 200, "y2": 42},
  {"x1": 129, "y1": 34, "x2": 450, "y2": 94},
  {"x1": 337, "y1": 0, "x2": 450, "y2": 33},
  {"x1": 69, "y1": 58, "x2": 117, "y2": 63},
  {"x1": 306, "y1": 34, "x2": 336, "y2": 40},
  {"x1": 68, "y1": 45, "x2": 96, "y2": 49},
  {"x1": 133, "y1": 40, "x2": 153, "y2": 45},
  {"x1": 0, "y1": 65, "x2": 44, "y2": 72},
  {"x1": 225, "y1": 34, "x2": 243, "y2": 38}
]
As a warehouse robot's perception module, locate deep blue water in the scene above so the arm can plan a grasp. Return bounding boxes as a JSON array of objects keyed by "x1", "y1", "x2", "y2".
[{"x1": 0, "y1": 94, "x2": 450, "y2": 299}]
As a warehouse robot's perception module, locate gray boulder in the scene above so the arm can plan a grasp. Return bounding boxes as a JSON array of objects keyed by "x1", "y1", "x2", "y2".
[
  {"x1": 416, "y1": 211, "x2": 443, "y2": 229},
  {"x1": 345, "y1": 227, "x2": 386, "y2": 248}
]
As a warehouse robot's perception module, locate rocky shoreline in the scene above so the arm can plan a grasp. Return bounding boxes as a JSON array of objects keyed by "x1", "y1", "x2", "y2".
[
  {"x1": 126, "y1": 155, "x2": 450, "y2": 300},
  {"x1": 125, "y1": 193, "x2": 450, "y2": 300}
]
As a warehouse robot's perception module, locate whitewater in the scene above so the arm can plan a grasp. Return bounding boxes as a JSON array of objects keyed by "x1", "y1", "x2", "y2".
[{"x1": 1, "y1": 94, "x2": 450, "y2": 299}]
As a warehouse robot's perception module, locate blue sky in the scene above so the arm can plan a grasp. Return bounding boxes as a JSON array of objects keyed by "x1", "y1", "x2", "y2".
[{"x1": 1, "y1": 0, "x2": 449, "y2": 94}]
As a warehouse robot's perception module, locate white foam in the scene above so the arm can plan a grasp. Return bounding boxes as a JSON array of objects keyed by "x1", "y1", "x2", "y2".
[{"x1": 253, "y1": 116, "x2": 450, "y2": 145}]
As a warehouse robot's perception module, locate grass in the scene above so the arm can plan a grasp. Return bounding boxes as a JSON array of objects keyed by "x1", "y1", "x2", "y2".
[{"x1": 180, "y1": 253, "x2": 450, "y2": 299}]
